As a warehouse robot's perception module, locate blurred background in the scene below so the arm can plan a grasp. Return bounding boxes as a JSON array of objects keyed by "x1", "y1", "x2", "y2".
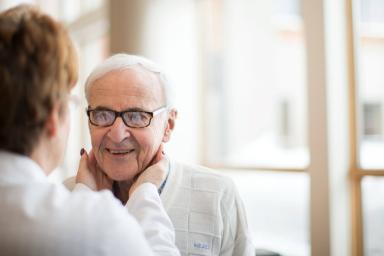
[{"x1": 0, "y1": 0, "x2": 383, "y2": 255}]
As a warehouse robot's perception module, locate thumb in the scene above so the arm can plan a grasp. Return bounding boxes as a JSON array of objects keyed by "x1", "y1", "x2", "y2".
[
  {"x1": 76, "y1": 148, "x2": 90, "y2": 182},
  {"x1": 80, "y1": 149, "x2": 89, "y2": 168}
]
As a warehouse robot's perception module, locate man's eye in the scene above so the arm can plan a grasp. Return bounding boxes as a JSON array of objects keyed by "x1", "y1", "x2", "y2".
[
  {"x1": 131, "y1": 112, "x2": 144, "y2": 122},
  {"x1": 124, "y1": 112, "x2": 150, "y2": 125},
  {"x1": 94, "y1": 111, "x2": 113, "y2": 122}
]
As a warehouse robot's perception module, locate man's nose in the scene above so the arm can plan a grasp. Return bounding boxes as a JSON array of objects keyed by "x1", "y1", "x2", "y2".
[{"x1": 107, "y1": 117, "x2": 131, "y2": 142}]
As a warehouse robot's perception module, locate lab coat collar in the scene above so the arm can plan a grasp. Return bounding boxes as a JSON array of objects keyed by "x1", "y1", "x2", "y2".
[{"x1": 0, "y1": 150, "x2": 47, "y2": 184}]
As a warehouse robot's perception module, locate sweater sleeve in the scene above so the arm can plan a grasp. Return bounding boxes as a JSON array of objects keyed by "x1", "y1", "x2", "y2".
[{"x1": 220, "y1": 179, "x2": 255, "y2": 256}]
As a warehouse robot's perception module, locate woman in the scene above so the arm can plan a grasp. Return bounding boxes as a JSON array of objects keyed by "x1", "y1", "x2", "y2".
[{"x1": 0, "y1": 4, "x2": 179, "y2": 256}]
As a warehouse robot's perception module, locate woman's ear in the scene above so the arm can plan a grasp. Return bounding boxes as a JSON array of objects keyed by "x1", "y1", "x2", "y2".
[
  {"x1": 44, "y1": 103, "x2": 61, "y2": 138},
  {"x1": 162, "y1": 108, "x2": 178, "y2": 143}
]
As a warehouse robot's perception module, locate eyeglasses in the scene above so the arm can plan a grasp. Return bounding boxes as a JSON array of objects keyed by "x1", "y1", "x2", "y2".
[{"x1": 86, "y1": 106, "x2": 167, "y2": 128}]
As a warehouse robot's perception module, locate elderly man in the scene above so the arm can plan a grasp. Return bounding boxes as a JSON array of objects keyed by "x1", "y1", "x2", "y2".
[{"x1": 66, "y1": 54, "x2": 254, "y2": 255}]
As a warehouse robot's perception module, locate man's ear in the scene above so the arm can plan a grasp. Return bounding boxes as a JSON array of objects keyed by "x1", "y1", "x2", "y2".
[
  {"x1": 44, "y1": 103, "x2": 61, "y2": 138},
  {"x1": 162, "y1": 108, "x2": 177, "y2": 143}
]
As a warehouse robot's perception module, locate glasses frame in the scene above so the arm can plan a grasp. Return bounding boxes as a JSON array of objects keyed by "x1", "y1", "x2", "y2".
[{"x1": 86, "y1": 106, "x2": 168, "y2": 128}]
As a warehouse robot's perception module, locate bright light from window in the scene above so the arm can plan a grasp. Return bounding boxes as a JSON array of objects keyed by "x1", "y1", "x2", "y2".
[
  {"x1": 203, "y1": 0, "x2": 308, "y2": 168},
  {"x1": 362, "y1": 176, "x2": 384, "y2": 255},
  {"x1": 357, "y1": 0, "x2": 384, "y2": 169}
]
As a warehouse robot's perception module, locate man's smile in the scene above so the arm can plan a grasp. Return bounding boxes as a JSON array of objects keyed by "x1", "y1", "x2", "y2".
[{"x1": 105, "y1": 148, "x2": 135, "y2": 156}]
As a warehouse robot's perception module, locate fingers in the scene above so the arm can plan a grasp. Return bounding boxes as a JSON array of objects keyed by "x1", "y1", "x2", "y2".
[
  {"x1": 89, "y1": 149, "x2": 106, "y2": 177},
  {"x1": 87, "y1": 148, "x2": 113, "y2": 191},
  {"x1": 150, "y1": 144, "x2": 165, "y2": 165},
  {"x1": 76, "y1": 148, "x2": 99, "y2": 190},
  {"x1": 159, "y1": 143, "x2": 165, "y2": 155},
  {"x1": 129, "y1": 162, "x2": 167, "y2": 197},
  {"x1": 152, "y1": 144, "x2": 168, "y2": 172},
  {"x1": 78, "y1": 148, "x2": 89, "y2": 173},
  {"x1": 130, "y1": 148, "x2": 168, "y2": 196}
]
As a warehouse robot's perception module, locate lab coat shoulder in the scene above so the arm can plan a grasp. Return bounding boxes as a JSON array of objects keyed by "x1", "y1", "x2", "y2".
[
  {"x1": 63, "y1": 178, "x2": 180, "y2": 256},
  {"x1": 0, "y1": 180, "x2": 155, "y2": 256},
  {"x1": 0, "y1": 152, "x2": 177, "y2": 256},
  {"x1": 55, "y1": 183, "x2": 156, "y2": 256},
  {"x1": 64, "y1": 182, "x2": 179, "y2": 256}
]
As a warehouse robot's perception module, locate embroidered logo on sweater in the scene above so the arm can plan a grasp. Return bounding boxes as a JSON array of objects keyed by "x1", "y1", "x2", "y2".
[{"x1": 193, "y1": 242, "x2": 210, "y2": 250}]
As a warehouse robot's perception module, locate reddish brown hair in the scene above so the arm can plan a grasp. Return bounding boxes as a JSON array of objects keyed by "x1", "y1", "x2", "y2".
[{"x1": 0, "y1": 4, "x2": 78, "y2": 155}]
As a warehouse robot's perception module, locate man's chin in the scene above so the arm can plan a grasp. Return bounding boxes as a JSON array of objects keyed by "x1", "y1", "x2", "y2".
[{"x1": 105, "y1": 169, "x2": 138, "y2": 182}]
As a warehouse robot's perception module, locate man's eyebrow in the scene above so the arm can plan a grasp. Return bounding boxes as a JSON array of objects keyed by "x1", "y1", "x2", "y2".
[
  {"x1": 90, "y1": 106, "x2": 149, "y2": 112},
  {"x1": 123, "y1": 107, "x2": 149, "y2": 112},
  {"x1": 89, "y1": 105, "x2": 113, "y2": 111}
]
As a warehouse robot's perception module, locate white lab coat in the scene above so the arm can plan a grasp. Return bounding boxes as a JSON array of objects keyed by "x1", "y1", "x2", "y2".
[
  {"x1": 0, "y1": 151, "x2": 180, "y2": 256},
  {"x1": 65, "y1": 159, "x2": 255, "y2": 256}
]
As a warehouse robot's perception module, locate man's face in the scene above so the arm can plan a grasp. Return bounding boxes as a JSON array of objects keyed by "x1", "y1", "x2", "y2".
[{"x1": 87, "y1": 68, "x2": 171, "y2": 181}]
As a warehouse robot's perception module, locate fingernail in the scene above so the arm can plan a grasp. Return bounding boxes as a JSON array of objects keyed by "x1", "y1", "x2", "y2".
[{"x1": 80, "y1": 148, "x2": 85, "y2": 156}]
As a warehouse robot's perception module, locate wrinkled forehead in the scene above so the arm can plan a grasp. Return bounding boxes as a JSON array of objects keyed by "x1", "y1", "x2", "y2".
[{"x1": 88, "y1": 67, "x2": 166, "y2": 106}]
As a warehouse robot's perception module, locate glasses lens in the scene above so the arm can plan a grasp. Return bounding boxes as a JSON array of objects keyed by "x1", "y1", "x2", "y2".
[
  {"x1": 123, "y1": 111, "x2": 151, "y2": 128},
  {"x1": 90, "y1": 110, "x2": 115, "y2": 126}
]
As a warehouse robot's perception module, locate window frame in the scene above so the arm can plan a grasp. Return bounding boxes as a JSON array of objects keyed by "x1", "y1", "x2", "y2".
[{"x1": 347, "y1": 0, "x2": 384, "y2": 255}]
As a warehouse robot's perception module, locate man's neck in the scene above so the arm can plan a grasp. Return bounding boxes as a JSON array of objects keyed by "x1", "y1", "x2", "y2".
[{"x1": 113, "y1": 180, "x2": 134, "y2": 204}]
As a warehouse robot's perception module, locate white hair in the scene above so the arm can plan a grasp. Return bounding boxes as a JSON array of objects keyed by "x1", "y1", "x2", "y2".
[{"x1": 84, "y1": 53, "x2": 174, "y2": 107}]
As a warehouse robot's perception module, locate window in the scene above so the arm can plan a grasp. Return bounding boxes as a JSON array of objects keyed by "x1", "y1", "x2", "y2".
[
  {"x1": 360, "y1": 0, "x2": 384, "y2": 23},
  {"x1": 202, "y1": 0, "x2": 308, "y2": 169},
  {"x1": 201, "y1": 0, "x2": 309, "y2": 255},
  {"x1": 278, "y1": 99, "x2": 293, "y2": 147},
  {"x1": 354, "y1": 0, "x2": 384, "y2": 255},
  {"x1": 227, "y1": 170, "x2": 309, "y2": 255},
  {"x1": 363, "y1": 102, "x2": 382, "y2": 139},
  {"x1": 358, "y1": 0, "x2": 384, "y2": 169},
  {"x1": 361, "y1": 177, "x2": 384, "y2": 256}
]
